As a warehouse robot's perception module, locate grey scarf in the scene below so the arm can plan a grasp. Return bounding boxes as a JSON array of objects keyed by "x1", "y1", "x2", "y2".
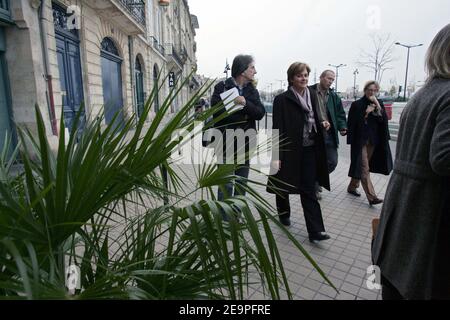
[{"x1": 291, "y1": 87, "x2": 317, "y2": 134}]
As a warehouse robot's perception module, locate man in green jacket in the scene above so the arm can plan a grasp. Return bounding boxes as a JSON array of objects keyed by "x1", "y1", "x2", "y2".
[{"x1": 310, "y1": 70, "x2": 350, "y2": 196}]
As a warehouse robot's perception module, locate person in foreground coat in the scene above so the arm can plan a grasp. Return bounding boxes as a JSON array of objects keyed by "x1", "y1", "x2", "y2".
[
  {"x1": 346, "y1": 81, "x2": 393, "y2": 205},
  {"x1": 267, "y1": 62, "x2": 330, "y2": 243},
  {"x1": 372, "y1": 23, "x2": 450, "y2": 300}
]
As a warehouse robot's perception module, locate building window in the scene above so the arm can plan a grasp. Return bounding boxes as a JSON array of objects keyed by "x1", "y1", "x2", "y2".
[
  {"x1": 101, "y1": 38, "x2": 120, "y2": 57},
  {"x1": 0, "y1": 0, "x2": 11, "y2": 23}
]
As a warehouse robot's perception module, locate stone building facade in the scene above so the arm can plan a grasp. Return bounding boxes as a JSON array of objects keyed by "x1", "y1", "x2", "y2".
[{"x1": 0, "y1": 0, "x2": 200, "y2": 150}]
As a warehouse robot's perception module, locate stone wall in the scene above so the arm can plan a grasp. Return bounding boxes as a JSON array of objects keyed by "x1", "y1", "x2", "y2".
[{"x1": 3, "y1": 0, "x2": 199, "y2": 148}]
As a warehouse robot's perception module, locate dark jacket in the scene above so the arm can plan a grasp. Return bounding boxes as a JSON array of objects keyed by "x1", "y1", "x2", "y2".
[
  {"x1": 309, "y1": 84, "x2": 347, "y2": 147},
  {"x1": 211, "y1": 77, "x2": 265, "y2": 131},
  {"x1": 267, "y1": 88, "x2": 330, "y2": 194},
  {"x1": 210, "y1": 77, "x2": 265, "y2": 162},
  {"x1": 347, "y1": 96, "x2": 393, "y2": 179},
  {"x1": 372, "y1": 78, "x2": 450, "y2": 300}
]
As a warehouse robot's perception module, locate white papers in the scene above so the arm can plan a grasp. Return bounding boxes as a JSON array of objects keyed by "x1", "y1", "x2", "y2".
[{"x1": 220, "y1": 87, "x2": 244, "y2": 111}]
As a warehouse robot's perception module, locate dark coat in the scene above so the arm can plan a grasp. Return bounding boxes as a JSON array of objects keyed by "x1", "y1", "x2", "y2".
[
  {"x1": 210, "y1": 77, "x2": 265, "y2": 162},
  {"x1": 211, "y1": 77, "x2": 265, "y2": 131},
  {"x1": 267, "y1": 88, "x2": 330, "y2": 194},
  {"x1": 347, "y1": 96, "x2": 393, "y2": 179},
  {"x1": 309, "y1": 84, "x2": 347, "y2": 147},
  {"x1": 372, "y1": 78, "x2": 450, "y2": 300}
]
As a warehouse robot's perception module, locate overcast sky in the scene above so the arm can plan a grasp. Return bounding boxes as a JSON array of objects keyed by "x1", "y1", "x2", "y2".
[{"x1": 188, "y1": 0, "x2": 449, "y2": 94}]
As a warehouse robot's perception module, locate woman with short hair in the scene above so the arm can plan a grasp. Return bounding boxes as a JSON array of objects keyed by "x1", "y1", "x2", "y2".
[{"x1": 267, "y1": 62, "x2": 330, "y2": 243}]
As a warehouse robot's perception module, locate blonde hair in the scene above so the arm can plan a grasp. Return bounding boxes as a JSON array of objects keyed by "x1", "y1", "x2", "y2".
[
  {"x1": 425, "y1": 23, "x2": 450, "y2": 81},
  {"x1": 363, "y1": 80, "x2": 380, "y2": 92},
  {"x1": 287, "y1": 62, "x2": 311, "y2": 86}
]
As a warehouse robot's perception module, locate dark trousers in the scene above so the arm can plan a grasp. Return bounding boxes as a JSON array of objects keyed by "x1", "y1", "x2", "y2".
[
  {"x1": 217, "y1": 163, "x2": 250, "y2": 200},
  {"x1": 217, "y1": 163, "x2": 250, "y2": 221},
  {"x1": 381, "y1": 274, "x2": 404, "y2": 300},
  {"x1": 316, "y1": 133, "x2": 338, "y2": 193},
  {"x1": 276, "y1": 147, "x2": 326, "y2": 234},
  {"x1": 324, "y1": 132, "x2": 338, "y2": 174}
]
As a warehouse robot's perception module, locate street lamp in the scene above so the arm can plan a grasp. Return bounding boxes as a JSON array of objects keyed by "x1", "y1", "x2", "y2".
[
  {"x1": 276, "y1": 79, "x2": 286, "y2": 91},
  {"x1": 395, "y1": 42, "x2": 423, "y2": 101},
  {"x1": 224, "y1": 59, "x2": 230, "y2": 78},
  {"x1": 353, "y1": 69, "x2": 359, "y2": 100},
  {"x1": 328, "y1": 63, "x2": 346, "y2": 93}
]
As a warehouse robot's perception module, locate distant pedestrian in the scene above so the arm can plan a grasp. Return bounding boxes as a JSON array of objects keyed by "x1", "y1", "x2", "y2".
[
  {"x1": 210, "y1": 55, "x2": 265, "y2": 216},
  {"x1": 194, "y1": 97, "x2": 208, "y2": 119},
  {"x1": 372, "y1": 23, "x2": 450, "y2": 300},
  {"x1": 346, "y1": 80, "x2": 393, "y2": 205},
  {"x1": 267, "y1": 62, "x2": 330, "y2": 244},
  {"x1": 310, "y1": 70, "x2": 348, "y2": 198}
]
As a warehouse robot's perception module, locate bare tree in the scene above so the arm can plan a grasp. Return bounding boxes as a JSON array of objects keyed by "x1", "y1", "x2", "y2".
[{"x1": 357, "y1": 34, "x2": 397, "y2": 84}]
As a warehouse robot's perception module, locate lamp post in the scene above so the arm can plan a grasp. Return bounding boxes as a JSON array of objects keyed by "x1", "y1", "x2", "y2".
[
  {"x1": 269, "y1": 83, "x2": 273, "y2": 101},
  {"x1": 353, "y1": 69, "x2": 359, "y2": 100},
  {"x1": 276, "y1": 79, "x2": 286, "y2": 91},
  {"x1": 328, "y1": 63, "x2": 346, "y2": 93},
  {"x1": 224, "y1": 59, "x2": 230, "y2": 78},
  {"x1": 265, "y1": 85, "x2": 270, "y2": 102},
  {"x1": 395, "y1": 42, "x2": 423, "y2": 101}
]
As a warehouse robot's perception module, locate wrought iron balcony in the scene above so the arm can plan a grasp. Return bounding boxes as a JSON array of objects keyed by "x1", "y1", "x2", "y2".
[
  {"x1": 117, "y1": 0, "x2": 146, "y2": 27},
  {"x1": 180, "y1": 46, "x2": 189, "y2": 63},
  {"x1": 190, "y1": 75, "x2": 200, "y2": 89},
  {"x1": 89, "y1": 0, "x2": 146, "y2": 35},
  {"x1": 165, "y1": 43, "x2": 186, "y2": 70},
  {"x1": 172, "y1": 48, "x2": 183, "y2": 67},
  {"x1": 0, "y1": 0, "x2": 12, "y2": 24},
  {"x1": 150, "y1": 36, "x2": 165, "y2": 56}
]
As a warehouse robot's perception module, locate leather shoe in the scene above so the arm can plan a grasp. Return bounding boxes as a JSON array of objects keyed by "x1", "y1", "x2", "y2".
[
  {"x1": 369, "y1": 198, "x2": 383, "y2": 206},
  {"x1": 309, "y1": 232, "x2": 331, "y2": 243},
  {"x1": 279, "y1": 216, "x2": 291, "y2": 227},
  {"x1": 347, "y1": 189, "x2": 361, "y2": 197}
]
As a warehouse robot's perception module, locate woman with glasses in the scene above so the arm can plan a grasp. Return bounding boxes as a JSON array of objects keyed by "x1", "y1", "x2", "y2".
[{"x1": 346, "y1": 81, "x2": 393, "y2": 206}]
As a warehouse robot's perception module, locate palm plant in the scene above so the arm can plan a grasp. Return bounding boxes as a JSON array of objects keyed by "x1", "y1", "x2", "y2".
[{"x1": 0, "y1": 74, "x2": 335, "y2": 300}]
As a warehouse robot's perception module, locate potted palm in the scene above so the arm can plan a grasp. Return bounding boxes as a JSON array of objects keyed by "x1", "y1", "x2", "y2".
[{"x1": 0, "y1": 74, "x2": 334, "y2": 299}]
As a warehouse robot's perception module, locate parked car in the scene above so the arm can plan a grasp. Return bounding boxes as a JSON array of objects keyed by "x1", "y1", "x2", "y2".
[
  {"x1": 342, "y1": 99, "x2": 353, "y2": 112},
  {"x1": 378, "y1": 96, "x2": 393, "y2": 120},
  {"x1": 263, "y1": 101, "x2": 272, "y2": 114}
]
